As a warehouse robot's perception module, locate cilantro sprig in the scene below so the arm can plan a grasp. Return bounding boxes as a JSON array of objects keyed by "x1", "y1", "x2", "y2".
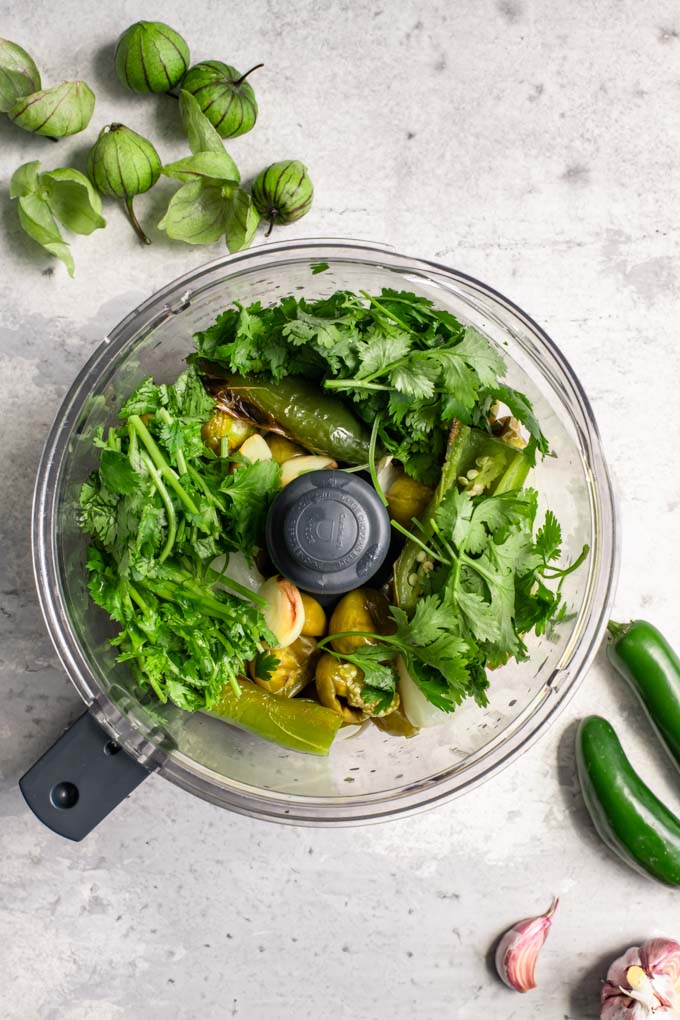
[
  {"x1": 79, "y1": 366, "x2": 282, "y2": 711},
  {"x1": 194, "y1": 287, "x2": 549, "y2": 484},
  {"x1": 319, "y1": 487, "x2": 587, "y2": 713}
]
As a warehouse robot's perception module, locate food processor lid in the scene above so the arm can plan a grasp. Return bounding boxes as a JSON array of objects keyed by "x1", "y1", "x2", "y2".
[{"x1": 265, "y1": 470, "x2": 391, "y2": 595}]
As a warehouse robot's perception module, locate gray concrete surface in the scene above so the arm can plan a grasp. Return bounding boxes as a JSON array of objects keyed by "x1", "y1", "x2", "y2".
[{"x1": 1, "y1": 1, "x2": 679, "y2": 1017}]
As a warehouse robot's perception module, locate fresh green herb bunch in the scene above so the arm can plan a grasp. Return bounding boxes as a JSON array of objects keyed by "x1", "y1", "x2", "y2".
[
  {"x1": 10, "y1": 160, "x2": 105, "y2": 276},
  {"x1": 87, "y1": 123, "x2": 161, "y2": 244},
  {"x1": 252, "y1": 160, "x2": 313, "y2": 235},
  {"x1": 194, "y1": 288, "x2": 548, "y2": 484},
  {"x1": 180, "y1": 60, "x2": 262, "y2": 138},
  {"x1": 79, "y1": 365, "x2": 282, "y2": 710},
  {"x1": 115, "y1": 21, "x2": 190, "y2": 93},
  {"x1": 318, "y1": 488, "x2": 583, "y2": 715}
]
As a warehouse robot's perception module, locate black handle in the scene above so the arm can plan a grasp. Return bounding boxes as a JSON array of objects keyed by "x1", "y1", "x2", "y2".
[{"x1": 19, "y1": 710, "x2": 149, "y2": 841}]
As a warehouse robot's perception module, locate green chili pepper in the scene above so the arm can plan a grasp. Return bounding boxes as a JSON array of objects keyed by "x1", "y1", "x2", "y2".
[
  {"x1": 207, "y1": 679, "x2": 342, "y2": 755},
  {"x1": 607, "y1": 619, "x2": 680, "y2": 772},
  {"x1": 393, "y1": 423, "x2": 529, "y2": 610},
  {"x1": 576, "y1": 715, "x2": 680, "y2": 887},
  {"x1": 201, "y1": 368, "x2": 371, "y2": 464}
]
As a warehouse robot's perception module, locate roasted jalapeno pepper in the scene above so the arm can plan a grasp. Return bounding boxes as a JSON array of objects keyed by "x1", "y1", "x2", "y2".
[
  {"x1": 200, "y1": 367, "x2": 371, "y2": 464},
  {"x1": 207, "y1": 679, "x2": 342, "y2": 755},
  {"x1": 393, "y1": 422, "x2": 529, "y2": 611},
  {"x1": 576, "y1": 715, "x2": 680, "y2": 887}
]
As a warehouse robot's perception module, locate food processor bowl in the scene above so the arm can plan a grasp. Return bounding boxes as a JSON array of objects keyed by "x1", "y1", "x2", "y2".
[{"x1": 26, "y1": 238, "x2": 618, "y2": 834}]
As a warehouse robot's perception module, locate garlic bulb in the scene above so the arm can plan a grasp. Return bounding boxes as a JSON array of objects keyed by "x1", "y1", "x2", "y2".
[
  {"x1": 601, "y1": 939, "x2": 680, "y2": 1019},
  {"x1": 495, "y1": 898, "x2": 558, "y2": 992}
]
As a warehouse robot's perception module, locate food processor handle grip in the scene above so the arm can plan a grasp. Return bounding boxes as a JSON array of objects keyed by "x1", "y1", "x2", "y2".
[{"x1": 19, "y1": 710, "x2": 149, "y2": 841}]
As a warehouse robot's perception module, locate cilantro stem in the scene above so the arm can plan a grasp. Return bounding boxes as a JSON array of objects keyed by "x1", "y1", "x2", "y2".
[
  {"x1": 129, "y1": 415, "x2": 198, "y2": 515},
  {"x1": 128, "y1": 424, "x2": 139, "y2": 469},
  {"x1": 323, "y1": 379, "x2": 391, "y2": 392},
  {"x1": 127, "y1": 583, "x2": 151, "y2": 616},
  {"x1": 186, "y1": 463, "x2": 227, "y2": 512},
  {"x1": 390, "y1": 519, "x2": 448, "y2": 564},
  {"x1": 212, "y1": 632, "x2": 243, "y2": 696},
  {"x1": 317, "y1": 629, "x2": 387, "y2": 651},
  {"x1": 368, "y1": 415, "x2": 388, "y2": 506},
  {"x1": 542, "y1": 543, "x2": 590, "y2": 580},
  {"x1": 359, "y1": 290, "x2": 411, "y2": 331},
  {"x1": 205, "y1": 565, "x2": 267, "y2": 608},
  {"x1": 139, "y1": 451, "x2": 177, "y2": 563},
  {"x1": 141, "y1": 580, "x2": 242, "y2": 623},
  {"x1": 157, "y1": 407, "x2": 189, "y2": 476},
  {"x1": 430, "y1": 519, "x2": 458, "y2": 563}
]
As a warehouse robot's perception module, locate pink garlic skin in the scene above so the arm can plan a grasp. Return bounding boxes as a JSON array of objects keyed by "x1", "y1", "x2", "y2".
[
  {"x1": 600, "y1": 938, "x2": 680, "y2": 1020},
  {"x1": 495, "y1": 898, "x2": 558, "y2": 993}
]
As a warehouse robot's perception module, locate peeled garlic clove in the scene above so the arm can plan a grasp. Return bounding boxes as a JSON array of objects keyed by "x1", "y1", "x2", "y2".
[
  {"x1": 259, "y1": 576, "x2": 304, "y2": 647},
  {"x1": 281, "y1": 455, "x2": 336, "y2": 486},
  {"x1": 495, "y1": 898, "x2": 558, "y2": 993},
  {"x1": 239, "y1": 434, "x2": 272, "y2": 463}
]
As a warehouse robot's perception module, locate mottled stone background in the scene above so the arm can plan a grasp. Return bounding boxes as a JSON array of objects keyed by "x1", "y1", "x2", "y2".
[{"x1": 1, "y1": 1, "x2": 679, "y2": 1017}]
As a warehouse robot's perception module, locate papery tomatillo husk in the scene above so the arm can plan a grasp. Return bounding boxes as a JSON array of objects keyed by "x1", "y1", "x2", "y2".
[
  {"x1": 9, "y1": 80, "x2": 94, "y2": 137},
  {"x1": 115, "y1": 21, "x2": 190, "y2": 94},
  {"x1": 87, "y1": 123, "x2": 161, "y2": 244},
  {"x1": 0, "y1": 38, "x2": 41, "y2": 113},
  {"x1": 251, "y1": 160, "x2": 313, "y2": 236},
  {"x1": 180, "y1": 60, "x2": 261, "y2": 138}
]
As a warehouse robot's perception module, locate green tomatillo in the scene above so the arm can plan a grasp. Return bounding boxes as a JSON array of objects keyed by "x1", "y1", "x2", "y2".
[
  {"x1": 0, "y1": 37, "x2": 41, "y2": 113},
  {"x1": 87, "y1": 123, "x2": 161, "y2": 245},
  {"x1": 9, "y1": 80, "x2": 94, "y2": 137},
  {"x1": 251, "y1": 160, "x2": 313, "y2": 236},
  {"x1": 115, "y1": 21, "x2": 190, "y2": 94},
  {"x1": 180, "y1": 60, "x2": 262, "y2": 138}
]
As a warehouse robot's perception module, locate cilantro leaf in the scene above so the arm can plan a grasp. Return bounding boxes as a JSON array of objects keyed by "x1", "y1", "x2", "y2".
[
  {"x1": 99, "y1": 449, "x2": 141, "y2": 496},
  {"x1": 535, "y1": 510, "x2": 562, "y2": 563},
  {"x1": 219, "y1": 459, "x2": 282, "y2": 554}
]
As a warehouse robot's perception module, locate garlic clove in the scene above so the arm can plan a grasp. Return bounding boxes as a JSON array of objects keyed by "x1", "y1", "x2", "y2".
[
  {"x1": 601, "y1": 938, "x2": 680, "y2": 1019},
  {"x1": 239, "y1": 434, "x2": 272, "y2": 463},
  {"x1": 259, "y1": 575, "x2": 304, "y2": 647},
  {"x1": 494, "y1": 897, "x2": 558, "y2": 993},
  {"x1": 280, "y1": 455, "x2": 337, "y2": 486}
]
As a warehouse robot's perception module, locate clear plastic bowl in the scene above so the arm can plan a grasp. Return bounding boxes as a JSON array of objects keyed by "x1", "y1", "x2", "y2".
[{"x1": 33, "y1": 238, "x2": 618, "y2": 824}]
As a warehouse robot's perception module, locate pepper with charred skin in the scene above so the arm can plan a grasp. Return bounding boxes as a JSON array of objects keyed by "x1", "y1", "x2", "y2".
[
  {"x1": 207, "y1": 679, "x2": 342, "y2": 755},
  {"x1": 393, "y1": 421, "x2": 529, "y2": 612},
  {"x1": 200, "y1": 367, "x2": 371, "y2": 464}
]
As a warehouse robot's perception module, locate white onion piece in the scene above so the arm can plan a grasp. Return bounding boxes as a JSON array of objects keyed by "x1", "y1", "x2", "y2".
[
  {"x1": 397, "y1": 655, "x2": 449, "y2": 728},
  {"x1": 210, "y1": 552, "x2": 264, "y2": 599},
  {"x1": 376, "y1": 455, "x2": 400, "y2": 496}
]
